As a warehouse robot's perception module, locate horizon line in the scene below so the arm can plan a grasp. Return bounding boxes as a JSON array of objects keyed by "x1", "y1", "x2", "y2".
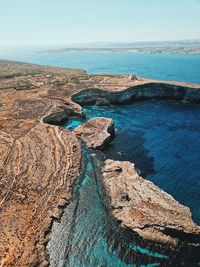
[{"x1": 0, "y1": 38, "x2": 200, "y2": 47}]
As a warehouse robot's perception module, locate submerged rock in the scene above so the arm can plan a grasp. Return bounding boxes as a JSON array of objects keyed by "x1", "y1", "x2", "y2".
[
  {"x1": 102, "y1": 159, "x2": 200, "y2": 247},
  {"x1": 74, "y1": 117, "x2": 115, "y2": 150}
]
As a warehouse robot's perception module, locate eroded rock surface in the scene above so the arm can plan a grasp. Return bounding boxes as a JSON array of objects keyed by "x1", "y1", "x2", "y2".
[
  {"x1": 74, "y1": 117, "x2": 115, "y2": 150},
  {"x1": 0, "y1": 119, "x2": 81, "y2": 266},
  {"x1": 102, "y1": 160, "x2": 200, "y2": 247},
  {"x1": 72, "y1": 83, "x2": 200, "y2": 106}
]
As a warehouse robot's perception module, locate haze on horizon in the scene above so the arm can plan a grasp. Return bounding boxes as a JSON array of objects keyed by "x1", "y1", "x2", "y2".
[{"x1": 0, "y1": 0, "x2": 200, "y2": 46}]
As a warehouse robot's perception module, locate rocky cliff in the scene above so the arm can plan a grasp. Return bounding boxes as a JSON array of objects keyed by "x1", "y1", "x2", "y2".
[{"x1": 72, "y1": 83, "x2": 200, "y2": 106}]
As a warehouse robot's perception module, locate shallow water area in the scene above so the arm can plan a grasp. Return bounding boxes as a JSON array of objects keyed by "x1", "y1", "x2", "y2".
[
  {"x1": 49, "y1": 146, "x2": 174, "y2": 267},
  {"x1": 53, "y1": 100, "x2": 200, "y2": 266}
]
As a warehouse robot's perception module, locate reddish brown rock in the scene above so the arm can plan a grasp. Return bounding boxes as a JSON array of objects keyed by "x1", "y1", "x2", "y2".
[
  {"x1": 0, "y1": 119, "x2": 81, "y2": 266},
  {"x1": 74, "y1": 117, "x2": 115, "y2": 149},
  {"x1": 102, "y1": 159, "x2": 200, "y2": 247}
]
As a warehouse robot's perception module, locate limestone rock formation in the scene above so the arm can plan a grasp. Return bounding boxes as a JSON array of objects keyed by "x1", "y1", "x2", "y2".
[
  {"x1": 0, "y1": 119, "x2": 81, "y2": 266},
  {"x1": 102, "y1": 159, "x2": 200, "y2": 247},
  {"x1": 72, "y1": 83, "x2": 200, "y2": 106},
  {"x1": 74, "y1": 117, "x2": 115, "y2": 150}
]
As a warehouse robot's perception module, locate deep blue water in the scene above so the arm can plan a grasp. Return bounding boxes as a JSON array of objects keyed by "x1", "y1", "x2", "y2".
[
  {"x1": 2, "y1": 50, "x2": 200, "y2": 84},
  {"x1": 63, "y1": 100, "x2": 200, "y2": 266},
  {"x1": 68, "y1": 101, "x2": 200, "y2": 224}
]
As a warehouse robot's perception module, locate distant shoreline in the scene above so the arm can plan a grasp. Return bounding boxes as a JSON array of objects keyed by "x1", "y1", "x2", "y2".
[
  {"x1": 36, "y1": 47, "x2": 200, "y2": 55},
  {"x1": 36, "y1": 40, "x2": 200, "y2": 55}
]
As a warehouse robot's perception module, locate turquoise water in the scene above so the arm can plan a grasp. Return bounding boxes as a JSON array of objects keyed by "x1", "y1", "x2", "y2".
[
  {"x1": 62, "y1": 146, "x2": 172, "y2": 267},
  {"x1": 64, "y1": 100, "x2": 200, "y2": 266},
  {"x1": 3, "y1": 50, "x2": 200, "y2": 84}
]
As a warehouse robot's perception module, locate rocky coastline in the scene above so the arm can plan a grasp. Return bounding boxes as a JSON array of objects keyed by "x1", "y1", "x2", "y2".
[
  {"x1": 0, "y1": 59, "x2": 200, "y2": 266},
  {"x1": 102, "y1": 160, "x2": 200, "y2": 248},
  {"x1": 72, "y1": 82, "x2": 200, "y2": 106}
]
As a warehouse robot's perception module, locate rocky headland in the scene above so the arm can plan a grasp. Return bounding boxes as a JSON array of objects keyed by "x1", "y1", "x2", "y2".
[
  {"x1": 0, "y1": 59, "x2": 200, "y2": 266},
  {"x1": 74, "y1": 117, "x2": 115, "y2": 150},
  {"x1": 102, "y1": 160, "x2": 200, "y2": 247}
]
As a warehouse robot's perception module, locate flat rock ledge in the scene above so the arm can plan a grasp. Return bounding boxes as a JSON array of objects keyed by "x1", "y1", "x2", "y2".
[
  {"x1": 102, "y1": 159, "x2": 200, "y2": 247},
  {"x1": 74, "y1": 117, "x2": 115, "y2": 150}
]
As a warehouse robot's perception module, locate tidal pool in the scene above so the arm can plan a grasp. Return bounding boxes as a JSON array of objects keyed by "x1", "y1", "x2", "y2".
[{"x1": 54, "y1": 100, "x2": 200, "y2": 266}]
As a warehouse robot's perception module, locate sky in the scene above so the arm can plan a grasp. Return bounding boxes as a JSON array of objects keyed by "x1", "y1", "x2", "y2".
[{"x1": 0, "y1": 0, "x2": 200, "y2": 45}]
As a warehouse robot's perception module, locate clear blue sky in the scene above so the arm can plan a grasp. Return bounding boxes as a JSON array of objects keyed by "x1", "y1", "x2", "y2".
[{"x1": 0, "y1": 0, "x2": 200, "y2": 45}]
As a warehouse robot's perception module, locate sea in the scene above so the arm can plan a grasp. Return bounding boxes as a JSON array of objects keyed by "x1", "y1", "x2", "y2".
[{"x1": 2, "y1": 48, "x2": 200, "y2": 84}]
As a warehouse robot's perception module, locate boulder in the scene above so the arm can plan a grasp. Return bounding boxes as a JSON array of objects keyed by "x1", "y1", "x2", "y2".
[{"x1": 74, "y1": 117, "x2": 115, "y2": 150}]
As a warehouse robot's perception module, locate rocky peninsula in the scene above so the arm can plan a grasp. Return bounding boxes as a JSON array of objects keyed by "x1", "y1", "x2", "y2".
[
  {"x1": 0, "y1": 59, "x2": 200, "y2": 266},
  {"x1": 102, "y1": 160, "x2": 200, "y2": 247}
]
